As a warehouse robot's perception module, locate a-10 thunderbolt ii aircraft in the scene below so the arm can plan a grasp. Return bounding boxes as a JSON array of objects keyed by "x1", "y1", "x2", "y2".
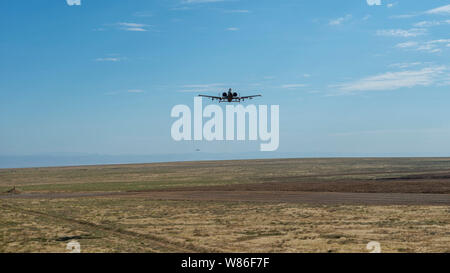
[{"x1": 198, "y1": 88, "x2": 261, "y2": 103}]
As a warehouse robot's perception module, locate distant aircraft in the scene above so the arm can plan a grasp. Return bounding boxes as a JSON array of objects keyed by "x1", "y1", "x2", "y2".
[{"x1": 199, "y1": 88, "x2": 261, "y2": 103}]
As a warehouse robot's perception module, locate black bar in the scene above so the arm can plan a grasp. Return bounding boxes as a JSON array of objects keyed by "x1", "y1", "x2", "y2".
[{"x1": 1, "y1": 253, "x2": 447, "y2": 272}]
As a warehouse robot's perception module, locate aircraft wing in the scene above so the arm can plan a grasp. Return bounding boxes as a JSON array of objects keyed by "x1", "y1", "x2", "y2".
[
  {"x1": 198, "y1": 95, "x2": 223, "y2": 100},
  {"x1": 239, "y1": 95, "x2": 262, "y2": 100}
]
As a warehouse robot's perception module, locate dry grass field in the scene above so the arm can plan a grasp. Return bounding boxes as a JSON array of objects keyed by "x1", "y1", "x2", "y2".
[{"x1": 1, "y1": 158, "x2": 449, "y2": 252}]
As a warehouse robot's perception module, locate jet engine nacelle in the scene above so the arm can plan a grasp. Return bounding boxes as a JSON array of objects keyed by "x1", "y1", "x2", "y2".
[
  {"x1": 222, "y1": 92, "x2": 227, "y2": 97},
  {"x1": 233, "y1": 92, "x2": 238, "y2": 97}
]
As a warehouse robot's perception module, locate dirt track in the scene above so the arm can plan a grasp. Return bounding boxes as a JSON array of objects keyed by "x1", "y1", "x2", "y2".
[
  {"x1": 138, "y1": 190, "x2": 450, "y2": 205},
  {"x1": 1, "y1": 190, "x2": 449, "y2": 205},
  {"x1": 1, "y1": 163, "x2": 449, "y2": 205},
  {"x1": 0, "y1": 202, "x2": 208, "y2": 253}
]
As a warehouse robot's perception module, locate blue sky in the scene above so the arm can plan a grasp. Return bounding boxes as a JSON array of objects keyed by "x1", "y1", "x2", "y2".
[{"x1": 1, "y1": 0, "x2": 450, "y2": 165}]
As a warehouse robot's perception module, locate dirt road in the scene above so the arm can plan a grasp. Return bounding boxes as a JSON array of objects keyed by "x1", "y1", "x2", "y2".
[{"x1": 1, "y1": 190, "x2": 449, "y2": 205}]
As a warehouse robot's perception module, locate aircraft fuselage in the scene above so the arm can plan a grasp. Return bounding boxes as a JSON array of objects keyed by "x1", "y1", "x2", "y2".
[{"x1": 224, "y1": 88, "x2": 236, "y2": 102}]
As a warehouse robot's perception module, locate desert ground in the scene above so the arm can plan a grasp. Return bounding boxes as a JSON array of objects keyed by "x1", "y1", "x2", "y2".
[{"x1": 0, "y1": 158, "x2": 449, "y2": 252}]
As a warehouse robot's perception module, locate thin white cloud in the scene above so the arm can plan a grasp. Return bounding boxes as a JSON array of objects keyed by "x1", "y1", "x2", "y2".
[
  {"x1": 376, "y1": 28, "x2": 426, "y2": 37},
  {"x1": 182, "y1": 0, "x2": 225, "y2": 3},
  {"x1": 413, "y1": 21, "x2": 440, "y2": 27},
  {"x1": 117, "y1": 22, "x2": 147, "y2": 28},
  {"x1": 391, "y1": 4, "x2": 450, "y2": 19},
  {"x1": 133, "y1": 11, "x2": 153, "y2": 17},
  {"x1": 390, "y1": 14, "x2": 417, "y2": 19},
  {"x1": 426, "y1": 4, "x2": 450, "y2": 15},
  {"x1": 389, "y1": 62, "x2": 422, "y2": 69},
  {"x1": 66, "y1": 0, "x2": 81, "y2": 6},
  {"x1": 330, "y1": 127, "x2": 450, "y2": 137},
  {"x1": 226, "y1": 27, "x2": 239, "y2": 31},
  {"x1": 117, "y1": 22, "x2": 151, "y2": 32},
  {"x1": 332, "y1": 66, "x2": 447, "y2": 93},
  {"x1": 366, "y1": 0, "x2": 381, "y2": 6},
  {"x1": 171, "y1": 6, "x2": 192, "y2": 11},
  {"x1": 413, "y1": 20, "x2": 450, "y2": 27},
  {"x1": 105, "y1": 89, "x2": 145, "y2": 95},
  {"x1": 395, "y1": 41, "x2": 418, "y2": 48},
  {"x1": 329, "y1": 14, "x2": 352, "y2": 26},
  {"x1": 183, "y1": 83, "x2": 225, "y2": 88},
  {"x1": 225, "y1": 10, "x2": 250, "y2": 13},
  {"x1": 95, "y1": 57, "x2": 122, "y2": 62},
  {"x1": 281, "y1": 84, "x2": 307, "y2": 89},
  {"x1": 396, "y1": 39, "x2": 450, "y2": 53},
  {"x1": 125, "y1": 27, "x2": 148, "y2": 32},
  {"x1": 416, "y1": 39, "x2": 450, "y2": 53},
  {"x1": 179, "y1": 83, "x2": 226, "y2": 93}
]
